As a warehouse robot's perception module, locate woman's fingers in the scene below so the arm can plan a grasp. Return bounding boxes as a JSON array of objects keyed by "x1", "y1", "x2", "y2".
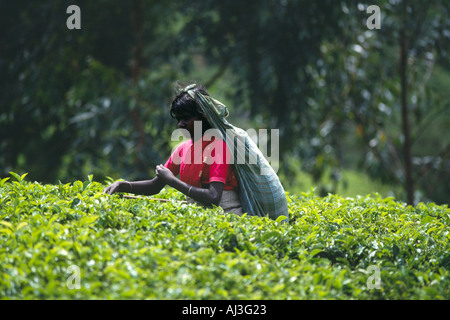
[
  {"x1": 103, "y1": 181, "x2": 120, "y2": 195},
  {"x1": 104, "y1": 185, "x2": 113, "y2": 194},
  {"x1": 155, "y1": 164, "x2": 163, "y2": 176}
]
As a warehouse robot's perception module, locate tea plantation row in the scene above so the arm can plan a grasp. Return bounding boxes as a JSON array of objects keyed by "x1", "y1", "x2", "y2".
[{"x1": 0, "y1": 173, "x2": 449, "y2": 299}]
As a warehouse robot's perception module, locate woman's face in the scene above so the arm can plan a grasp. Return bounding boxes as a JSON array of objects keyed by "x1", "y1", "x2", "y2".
[{"x1": 174, "y1": 112, "x2": 201, "y2": 139}]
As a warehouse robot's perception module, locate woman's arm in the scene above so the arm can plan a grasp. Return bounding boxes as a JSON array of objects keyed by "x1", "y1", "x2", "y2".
[
  {"x1": 155, "y1": 164, "x2": 224, "y2": 206},
  {"x1": 103, "y1": 176, "x2": 165, "y2": 196}
]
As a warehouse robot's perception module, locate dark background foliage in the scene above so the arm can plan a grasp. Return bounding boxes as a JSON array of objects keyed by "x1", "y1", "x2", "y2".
[{"x1": 1, "y1": 0, "x2": 449, "y2": 205}]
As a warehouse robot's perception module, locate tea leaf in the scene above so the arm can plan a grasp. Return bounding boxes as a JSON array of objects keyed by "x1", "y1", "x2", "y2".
[
  {"x1": 0, "y1": 177, "x2": 10, "y2": 187},
  {"x1": 0, "y1": 228, "x2": 14, "y2": 237},
  {"x1": 0, "y1": 220, "x2": 14, "y2": 230},
  {"x1": 9, "y1": 172, "x2": 21, "y2": 182},
  {"x1": 276, "y1": 215, "x2": 288, "y2": 223},
  {"x1": 16, "y1": 222, "x2": 28, "y2": 231}
]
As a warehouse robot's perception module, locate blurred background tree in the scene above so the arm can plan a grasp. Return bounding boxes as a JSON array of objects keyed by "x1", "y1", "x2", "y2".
[{"x1": 1, "y1": 0, "x2": 449, "y2": 205}]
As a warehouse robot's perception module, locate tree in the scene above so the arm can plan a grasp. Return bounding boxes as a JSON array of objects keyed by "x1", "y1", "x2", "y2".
[
  {"x1": 1, "y1": 0, "x2": 448, "y2": 204},
  {"x1": 180, "y1": 0, "x2": 450, "y2": 204},
  {"x1": 0, "y1": 1, "x2": 183, "y2": 182}
]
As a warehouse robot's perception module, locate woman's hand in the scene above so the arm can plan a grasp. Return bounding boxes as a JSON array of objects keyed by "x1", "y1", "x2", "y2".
[
  {"x1": 155, "y1": 164, "x2": 175, "y2": 185},
  {"x1": 103, "y1": 181, "x2": 130, "y2": 194}
]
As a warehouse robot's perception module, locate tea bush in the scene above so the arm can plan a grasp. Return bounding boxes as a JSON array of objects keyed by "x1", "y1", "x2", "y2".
[{"x1": 0, "y1": 173, "x2": 449, "y2": 299}]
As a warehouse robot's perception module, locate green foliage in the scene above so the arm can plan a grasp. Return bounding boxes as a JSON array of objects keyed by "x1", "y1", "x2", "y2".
[{"x1": 1, "y1": 173, "x2": 448, "y2": 299}]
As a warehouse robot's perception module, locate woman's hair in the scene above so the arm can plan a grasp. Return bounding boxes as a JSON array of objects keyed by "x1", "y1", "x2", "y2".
[
  {"x1": 170, "y1": 83, "x2": 208, "y2": 118},
  {"x1": 170, "y1": 83, "x2": 212, "y2": 131}
]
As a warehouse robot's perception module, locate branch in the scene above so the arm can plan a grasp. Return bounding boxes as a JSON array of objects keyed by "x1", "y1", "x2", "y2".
[
  {"x1": 123, "y1": 194, "x2": 188, "y2": 204},
  {"x1": 205, "y1": 58, "x2": 230, "y2": 88}
]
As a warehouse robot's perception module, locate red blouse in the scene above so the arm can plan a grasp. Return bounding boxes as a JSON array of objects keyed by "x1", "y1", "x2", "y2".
[{"x1": 164, "y1": 137, "x2": 239, "y2": 191}]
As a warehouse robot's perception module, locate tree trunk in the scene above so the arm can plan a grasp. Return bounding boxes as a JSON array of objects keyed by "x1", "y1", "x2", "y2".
[
  {"x1": 130, "y1": 0, "x2": 146, "y2": 173},
  {"x1": 400, "y1": 0, "x2": 415, "y2": 205}
]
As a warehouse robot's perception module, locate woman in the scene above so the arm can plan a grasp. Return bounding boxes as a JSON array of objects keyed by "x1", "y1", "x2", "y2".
[
  {"x1": 103, "y1": 84, "x2": 244, "y2": 215},
  {"x1": 104, "y1": 83, "x2": 288, "y2": 220}
]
